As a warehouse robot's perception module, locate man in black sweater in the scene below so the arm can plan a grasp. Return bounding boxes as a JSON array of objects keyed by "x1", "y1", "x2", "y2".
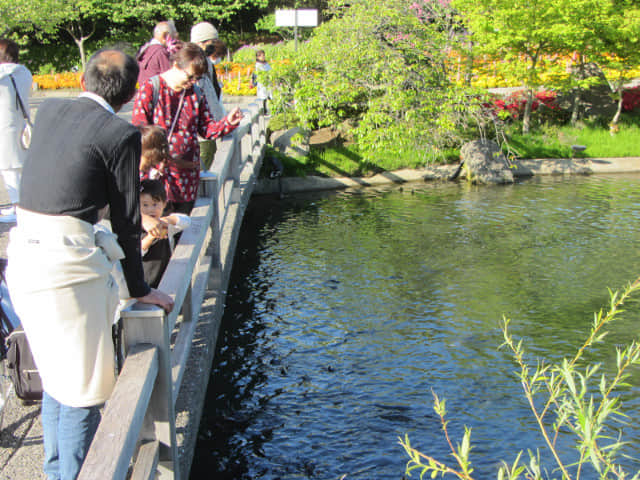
[{"x1": 7, "y1": 49, "x2": 173, "y2": 480}]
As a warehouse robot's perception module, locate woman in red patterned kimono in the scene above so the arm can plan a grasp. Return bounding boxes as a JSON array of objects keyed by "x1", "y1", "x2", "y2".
[{"x1": 132, "y1": 42, "x2": 243, "y2": 214}]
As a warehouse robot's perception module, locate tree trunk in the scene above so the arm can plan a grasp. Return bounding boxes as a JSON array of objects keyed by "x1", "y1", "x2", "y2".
[
  {"x1": 76, "y1": 38, "x2": 86, "y2": 71},
  {"x1": 522, "y1": 52, "x2": 539, "y2": 135},
  {"x1": 65, "y1": 21, "x2": 95, "y2": 71},
  {"x1": 570, "y1": 56, "x2": 586, "y2": 126},
  {"x1": 522, "y1": 87, "x2": 533, "y2": 135},
  {"x1": 610, "y1": 84, "x2": 624, "y2": 135},
  {"x1": 570, "y1": 88, "x2": 581, "y2": 126},
  {"x1": 464, "y1": 42, "x2": 474, "y2": 87}
]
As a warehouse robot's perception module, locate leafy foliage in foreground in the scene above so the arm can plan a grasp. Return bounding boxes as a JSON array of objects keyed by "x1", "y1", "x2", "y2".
[{"x1": 401, "y1": 277, "x2": 640, "y2": 480}]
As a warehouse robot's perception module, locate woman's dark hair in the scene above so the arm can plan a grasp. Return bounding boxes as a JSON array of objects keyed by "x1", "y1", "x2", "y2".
[
  {"x1": 205, "y1": 39, "x2": 227, "y2": 59},
  {"x1": 0, "y1": 38, "x2": 19, "y2": 63},
  {"x1": 139, "y1": 125, "x2": 169, "y2": 166},
  {"x1": 140, "y1": 179, "x2": 167, "y2": 203},
  {"x1": 84, "y1": 49, "x2": 139, "y2": 109},
  {"x1": 171, "y1": 42, "x2": 208, "y2": 77}
]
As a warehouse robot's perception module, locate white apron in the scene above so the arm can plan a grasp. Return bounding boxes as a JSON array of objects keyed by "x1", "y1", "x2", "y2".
[{"x1": 6, "y1": 208, "x2": 124, "y2": 407}]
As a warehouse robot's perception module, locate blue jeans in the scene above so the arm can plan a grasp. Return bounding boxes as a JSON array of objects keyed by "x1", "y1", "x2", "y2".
[{"x1": 41, "y1": 392, "x2": 101, "y2": 480}]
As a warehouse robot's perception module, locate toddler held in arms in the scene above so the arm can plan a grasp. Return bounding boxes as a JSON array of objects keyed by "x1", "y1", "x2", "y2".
[{"x1": 140, "y1": 179, "x2": 191, "y2": 288}]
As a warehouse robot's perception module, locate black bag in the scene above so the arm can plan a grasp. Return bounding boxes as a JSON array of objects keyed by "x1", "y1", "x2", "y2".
[
  {"x1": 0, "y1": 258, "x2": 42, "y2": 402},
  {"x1": 6, "y1": 325, "x2": 42, "y2": 402}
]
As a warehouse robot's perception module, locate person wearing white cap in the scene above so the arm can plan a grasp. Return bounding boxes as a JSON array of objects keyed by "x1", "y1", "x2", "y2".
[{"x1": 190, "y1": 21, "x2": 226, "y2": 169}]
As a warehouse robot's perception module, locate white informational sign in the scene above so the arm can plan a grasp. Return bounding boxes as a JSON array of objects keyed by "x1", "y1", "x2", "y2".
[{"x1": 275, "y1": 9, "x2": 319, "y2": 27}]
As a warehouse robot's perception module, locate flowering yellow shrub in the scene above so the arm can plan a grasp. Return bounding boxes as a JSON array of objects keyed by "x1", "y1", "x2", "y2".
[
  {"x1": 32, "y1": 72, "x2": 82, "y2": 90},
  {"x1": 447, "y1": 52, "x2": 640, "y2": 88},
  {"x1": 29, "y1": 57, "x2": 639, "y2": 94},
  {"x1": 219, "y1": 60, "x2": 289, "y2": 96},
  {"x1": 219, "y1": 61, "x2": 256, "y2": 96}
]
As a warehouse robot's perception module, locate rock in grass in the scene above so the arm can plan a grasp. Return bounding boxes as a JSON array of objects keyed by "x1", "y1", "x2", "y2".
[{"x1": 460, "y1": 139, "x2": 514, "y2": 184}]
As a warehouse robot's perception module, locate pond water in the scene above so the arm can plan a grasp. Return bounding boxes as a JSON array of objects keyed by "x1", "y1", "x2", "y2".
[{"x1": 190, "y1": 174, "x2": 640, "y2": 480}]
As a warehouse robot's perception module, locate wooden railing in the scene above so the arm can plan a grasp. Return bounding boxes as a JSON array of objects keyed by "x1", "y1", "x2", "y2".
[{"x1": 77, "y1": 101, "x2": 268, "y2": 480}]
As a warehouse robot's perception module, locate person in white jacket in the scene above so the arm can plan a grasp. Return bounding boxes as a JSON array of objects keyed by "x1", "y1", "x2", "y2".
[{"x1": 0, "y1": 38, "x2": 32, "y2": 222}]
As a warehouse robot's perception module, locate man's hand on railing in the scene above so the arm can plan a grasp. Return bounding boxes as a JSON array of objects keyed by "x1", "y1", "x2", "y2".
[
  {"x1": 226, "y1": 107, "x2": 244, "y2": 126},
  {"x1": 136, "y1": 288, "x2": 174, "y2": 313}
]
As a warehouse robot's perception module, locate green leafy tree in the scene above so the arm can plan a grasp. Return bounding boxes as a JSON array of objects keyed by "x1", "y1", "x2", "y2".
[
  {"x1": 551, "y1": 0, "x2": 611, "y2": 125},
  {"x1": 452, "y1": 0, "x2": 565, "y2": 135},
  {"x1": 0, "y1": 0, "x2": 69, "y2": 39},
  {"x1": 58, "y1": 0, "x2": 273, "y2": 70},
  {"x1": 592, "y1": 0, "x2": 640, "y2": 129},
  {"x1": 4, "y1": 0, "x2": 271, "y2": 70},
  {"x1": 269, "y1": 0, "x2": 486, "y2": 166}
]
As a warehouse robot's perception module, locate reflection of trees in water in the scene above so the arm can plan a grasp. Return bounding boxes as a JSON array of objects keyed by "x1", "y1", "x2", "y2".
[
  {"x1": 193, "y1": 203, "x2": 274, "y2": 479},
  {"x1": 191, "y1": 176, "x2": 640, "y2": 479}
]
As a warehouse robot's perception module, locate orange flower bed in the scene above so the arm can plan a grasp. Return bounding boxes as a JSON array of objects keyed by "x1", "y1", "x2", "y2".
[
  {"x1": 219, "y1": 61, "x2": 257, "y2": 96},
  {"x1": 31, "y1": 59, "x2": 285, "y2": 96},
  {"x1": 33, "y1": 72, "x2": 82, "y2": 90}
]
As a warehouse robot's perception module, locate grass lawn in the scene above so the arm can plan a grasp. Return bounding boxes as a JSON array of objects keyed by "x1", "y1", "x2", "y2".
[
  {"x1": 505, "y1": 119, "x2": 640, "y2": 159},
  {"x1": 263, "y1": 116, "x2": 640, "y2": 178}
]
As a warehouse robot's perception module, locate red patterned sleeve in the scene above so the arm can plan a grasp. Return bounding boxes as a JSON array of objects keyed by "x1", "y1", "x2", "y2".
[
  {"x1": 132, "y1": 80, "x2": 154, "y2": 127},
  {"x1": 198, "y1": 94, "x2": 238, "y2": 140}
]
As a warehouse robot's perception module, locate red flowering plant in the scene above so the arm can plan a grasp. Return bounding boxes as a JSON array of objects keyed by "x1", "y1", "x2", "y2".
[
  {"x1": 484, "y1": 89, "x2": 563, "y2": 124},
  {"x1": 622, "y1": 86, "x2": 640, "y2": 112}
]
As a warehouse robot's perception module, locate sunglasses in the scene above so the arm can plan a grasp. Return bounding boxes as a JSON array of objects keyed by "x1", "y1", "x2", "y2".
[{"x1": 182, "y1": 69, "x2": 201, "y2": 82}]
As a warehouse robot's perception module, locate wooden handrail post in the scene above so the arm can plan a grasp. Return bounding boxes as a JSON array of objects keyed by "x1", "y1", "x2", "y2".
[{"x1": 121, "y1": 305, "x2": 179, "y2": 480}]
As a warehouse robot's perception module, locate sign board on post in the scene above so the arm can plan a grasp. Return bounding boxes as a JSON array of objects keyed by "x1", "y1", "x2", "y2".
[
  {"x1": 275, "y1": 9, "x2": 318, "y2": 27},
  {"x1": 275, "y1": 9, "x2": 319, "y2": 51}
]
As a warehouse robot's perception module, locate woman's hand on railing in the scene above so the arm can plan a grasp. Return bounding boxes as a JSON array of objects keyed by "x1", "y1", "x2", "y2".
[{"x1": 136, "y1": 288, "x2": 174, "y2": 313}]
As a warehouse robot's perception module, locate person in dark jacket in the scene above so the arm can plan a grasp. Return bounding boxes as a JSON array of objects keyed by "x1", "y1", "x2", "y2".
[
  {"x1": 7, "y1": 49, "x2": 173, "y2": 480},
  {"x1": 136, "y1": 21, "x2": 178, "y2": 86}
]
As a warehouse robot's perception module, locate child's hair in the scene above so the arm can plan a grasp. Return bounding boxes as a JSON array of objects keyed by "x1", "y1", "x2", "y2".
[
  {"x1": 138, "y1": 125, "x2": 169, "y2": 169},
  {"x1": 140, "y1": 179, "x2": 167, "y2": 203}
]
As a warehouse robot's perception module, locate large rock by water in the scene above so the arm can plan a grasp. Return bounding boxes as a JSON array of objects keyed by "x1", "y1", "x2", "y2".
[{"x1": 460, "y1": 139, "x2": 514, "y2": 184}]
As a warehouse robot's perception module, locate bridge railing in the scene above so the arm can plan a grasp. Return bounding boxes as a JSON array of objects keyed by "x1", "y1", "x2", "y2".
[{"x1": 77, "y1": 101, "x2": 267, "y2": 480}]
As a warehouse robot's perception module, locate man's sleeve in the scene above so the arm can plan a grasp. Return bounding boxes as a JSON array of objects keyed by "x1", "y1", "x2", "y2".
[{"x1": 107, "y1": 129, "x2": 150, "y2": 298}]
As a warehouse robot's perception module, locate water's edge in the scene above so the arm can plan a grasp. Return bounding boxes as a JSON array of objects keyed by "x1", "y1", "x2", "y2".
[{"x1": 254, "y1": 157, "x2": 640, "y2": 195}]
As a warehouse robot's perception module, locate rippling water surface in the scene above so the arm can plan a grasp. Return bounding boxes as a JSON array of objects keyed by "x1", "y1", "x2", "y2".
[{"x1": 191, "y1": 175, "x2": 640, "y2": 479}]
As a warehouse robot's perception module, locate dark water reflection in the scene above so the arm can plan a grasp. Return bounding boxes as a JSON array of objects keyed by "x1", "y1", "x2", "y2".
[{"x1": 191, "y1": 175, "x2": 640, "y2": 479}]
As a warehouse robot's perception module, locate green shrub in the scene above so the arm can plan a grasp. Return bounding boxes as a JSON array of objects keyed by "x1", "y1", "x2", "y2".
[{"x1": 267, "y1": 0, "x2": 487, "y2": 167}]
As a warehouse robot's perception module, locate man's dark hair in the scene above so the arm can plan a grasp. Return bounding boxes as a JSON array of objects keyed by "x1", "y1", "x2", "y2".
[
  {"x1": 0, "y1": 38, "x2": 19, "y2": 64},
  {"x1": 84, "y1": 49, "x2": 139, "y2": 109},
  {"x1": 140, "y1": 179, "x2": 167, "y2": 203}
]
